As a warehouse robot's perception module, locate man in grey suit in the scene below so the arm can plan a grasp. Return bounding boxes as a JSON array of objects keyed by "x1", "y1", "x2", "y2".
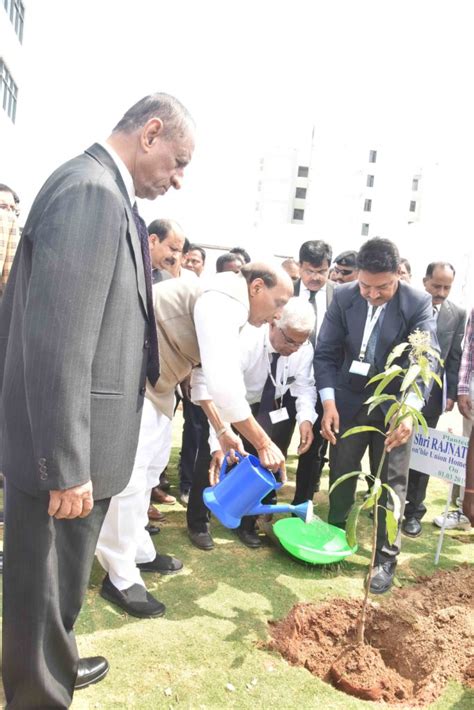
[
  {"x1": 293, "y1": 239, "x2": 335, "y2": 502},
  {"x1": 403, "y1": 262, "x2": 466, "y2": 537},
  {"x1": 0, "y1": 92, "x2": 195, "y2": 707},
  {"x1": 314, "y1": 238, "x2": 439, "y2": 594}
]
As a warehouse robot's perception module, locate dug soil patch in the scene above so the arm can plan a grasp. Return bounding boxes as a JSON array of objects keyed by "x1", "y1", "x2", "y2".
[{"x1": 268, "y1": 565, "x2": 474, "y2": 706}]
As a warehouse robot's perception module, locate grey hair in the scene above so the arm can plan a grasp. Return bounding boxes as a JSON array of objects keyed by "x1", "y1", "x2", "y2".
[
  {"x1": 278, "y1": 297, "x2": 315, "y2": 333},
  {"x1": 112, "y1": 92, "x2": 194, "y2": 139}
]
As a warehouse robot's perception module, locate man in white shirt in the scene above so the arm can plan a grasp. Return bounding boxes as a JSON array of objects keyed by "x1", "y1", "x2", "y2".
[
  {"x1": 187, "y1": 297, "x2": 317, "y2": 549},
  {"x1": 96, "y1": 264, "x2": 293, "y2": 614}
]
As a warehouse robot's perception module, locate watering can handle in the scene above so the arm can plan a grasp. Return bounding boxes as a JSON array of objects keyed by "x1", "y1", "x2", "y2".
[
  {"x1": 219, "y1": 451, "x2": 283, "y2": 488},
  {"x1": 219, "y1": 450, "x2": 245, "y2": 481}
]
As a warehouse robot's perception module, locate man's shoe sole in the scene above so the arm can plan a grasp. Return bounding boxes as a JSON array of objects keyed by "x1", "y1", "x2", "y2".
[
  {"x1": 402, "y1": 527, "x2": 422, "y2": 538},
  {"x1": 100, "y1": 588, "x2": 166, "y2": 619}
]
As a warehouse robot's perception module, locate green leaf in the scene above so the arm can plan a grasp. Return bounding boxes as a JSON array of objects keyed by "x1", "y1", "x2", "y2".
[
  {"x1": 412, "y1": 408, "x2": 429, "y2": 435},
  {"x1": 385, "y1": 509, "x2": 399, "y2": 545},
  {"x1": 368, "y1": 364, "x2": 403, "y2": 385},
  {"x1": 382, "y1": 483, "x2": 402, "y2": 522},
  {"x1": 411, "y1": 380, "x2": 424, "y2": 402},
  {"x1": 346, "y1": 503, "x2": 363, "y2": 548},
  {"x1": 328, "y1": 470, "x2": 364, "y2": 494},
  {"x1": 426, "y1": 346, "x2": 443, "y2": 364},
  {"x1": 384, "y1": 401, "x2": 400, "y2": 427},
  {"x1": 366, "y1": 394, "x2": 398, "y2": 415},
  {"x1": 386, "y1": 342, "x2": 409, "y2": 367},
  {"x1": 431, "y1": 371, "x2": 443, "y2": 388},
  {"x1": 361, "y1": 481, "x2": 382, "y2": 510},
  {"x1": 400, "y1": 364, "x2": 421, "y2": 391},
  {"x1": 373, "y1": 369, "x2": 404, "y2": 397},
  {"x1": 341, "y1": 426, "x2": 386, "y2": 439}
]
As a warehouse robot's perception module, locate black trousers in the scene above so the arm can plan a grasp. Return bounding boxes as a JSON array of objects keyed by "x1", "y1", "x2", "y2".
[
  {"x1": 405, "y1": 413, "x2": 439, "y2": 521},
  {"x1": 179, "y1": 398, "x2": 208, "y2": 494},
  {"x1": 2, "y1": 480, "x2": 110, "y2": 708},
  {"x1": 329, "y1": 406, "x2": 412, "y2": 564},
  {"x1": 292, "y1": 397, "x2": 327, "y2": 504}
]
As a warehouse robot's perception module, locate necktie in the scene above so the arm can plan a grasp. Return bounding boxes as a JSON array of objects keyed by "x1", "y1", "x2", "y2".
[
  {"x1": 308, "y1": 290, "x2": 318, "y2": 344},
  {"x1": 132, "y1": 203, "x2": 160, "y2": 386},
  {"x1": 257, "y1": 353, "x2": 280, "y2": 433},
  {"x1": 365, "y1": 306, "x2": 380, "y2": 366}
]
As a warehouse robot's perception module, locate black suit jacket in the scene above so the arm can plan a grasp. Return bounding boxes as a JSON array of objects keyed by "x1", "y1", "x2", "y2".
[
  {"x1": 423, "y1": 299, "x2": 466, "y2": 418},
  {"x1": 0, "y1": 143, "x2": 150, "y2": 499},
  {"x1": 314, "y1": 280, "x2": 439, "y2": 426}
]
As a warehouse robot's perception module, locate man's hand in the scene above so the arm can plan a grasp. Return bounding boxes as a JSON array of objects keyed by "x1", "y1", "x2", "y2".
[
  {"x1": 462, "y1": 490, "x2": 474, "y2": 526},
  {"x1": 48, "y1": 481, "x2": 94, "y2": 519},
  {"x1": 320, "y1": 400, "x2": 339, "y2": 446},
  {"x1": 256, "y1": 440, "x2": 287, "y2": 482},
  {"x1": 209, "y1": 450, "x2": 225, "y2": 486},
  {"x1": 385, "y1": 416, "x2": 413, "y2": 452},
  {"x1": 297, "y1": 420, "x2": 314, "y2": 455},
  {"x1": 217, "y1": 429, "x2": 246, "y2": 460},
  {"x1": 445, "y1": 398, "x2": 455, "y2": 413},
  {"x1": 457, "y1": 394, "x2": 472, "y2": 419}
]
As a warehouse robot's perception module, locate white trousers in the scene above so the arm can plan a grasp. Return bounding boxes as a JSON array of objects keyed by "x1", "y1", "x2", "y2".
[{"x1": 96, "y1": 398, "x2": 173, "y2": 589}]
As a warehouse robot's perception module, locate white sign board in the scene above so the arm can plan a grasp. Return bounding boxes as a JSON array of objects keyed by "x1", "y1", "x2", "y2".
[{"x1": 409, "y1": 427, "x2": 467, "y2": 487}]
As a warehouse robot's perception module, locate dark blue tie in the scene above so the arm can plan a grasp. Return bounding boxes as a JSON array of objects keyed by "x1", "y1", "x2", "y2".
[
  {"x1": 365, "y1": 306, "x2": 380, "y2": 366},
  {"x1": 132, "y1": 203, "x2": 160, "y2": 386},
  {"x1": 257, "y1": 353, "x2": 280, "y2": 433}
]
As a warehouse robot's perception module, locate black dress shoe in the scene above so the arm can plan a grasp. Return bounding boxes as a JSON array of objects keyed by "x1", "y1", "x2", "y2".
[
  {"x1": 75, "y1": 656, "x2": 109, "y2": 690},
  {"x1": 100, "y1": 574, "x2": 166, "y2": 618},
  {"x1": 236, "y1": 528, "x2": 262, "y2": 548},
  {"x1": 145, "y1": 523, "x2": 161, "y2": 536},
  {"x1": 369, "y1": 561, "x2": 397, "y2": 594},
  {"x1": 137, "y1": 553, "x2": 183, "y2": 575},
  {"x1": 402, "y1": 517, "x2": 422, "y2": 537},
  {"x1": 159, "y1": 470, "x2": 171, "y2": 492},
  {"x1": 188, "y1": 529, "x2": 214, "y2": 550}
]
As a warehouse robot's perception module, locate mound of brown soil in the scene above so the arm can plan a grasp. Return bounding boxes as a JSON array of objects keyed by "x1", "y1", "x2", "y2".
[{"x1": 267, "y1": 565, "x2": 474, "y2": 706}]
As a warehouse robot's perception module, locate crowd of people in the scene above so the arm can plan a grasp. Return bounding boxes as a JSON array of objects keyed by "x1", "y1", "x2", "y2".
[{"x1": 0, "y1": 92, "x2": 473, "y2": 707}]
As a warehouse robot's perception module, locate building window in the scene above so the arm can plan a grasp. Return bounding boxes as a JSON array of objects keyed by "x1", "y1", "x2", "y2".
[
  {"x1": 0, "y1": 59, "x2": 18, "y2": 123},
  {"x1": 295, "y1": 187, "x2": 307, "y2": 199},
  {"x1": 409, "y1": 200, "x2": 416, "y2": 212},
  {"x1": 293, "y1": 208, "x2": 304, "y2": 221},
  {"x1": 364, "y1": 199, "x2": 372, "y2": 212},
  {"x1": 361, "y1": 223, "x2": 370, "y2": 236},
  {"x1": 412, "y1": 177, "x2": 419, "y2": 191},
  {"x1": 369, "y1": 149, "x2": 377, "y2": 163},
  {"x1": 297, "y1": 166, "x2": 309, "y2": 178},
  {"x1": 3, "y1": 0, "x2": 25, "y2": 43},
  {"x1": 366, "y1": 174, "x2": 374, "y2": 187}
]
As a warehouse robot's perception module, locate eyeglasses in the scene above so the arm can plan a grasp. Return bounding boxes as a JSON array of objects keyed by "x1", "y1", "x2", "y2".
[
  {"x1": 333, "y1": 265, "x2": 354, "y2": 277},
  {"x1": 0, "y1": 202, "x2": 18, "y2": 215},
  {"x1": 278, "y1": 327, "x2": 308, "y2": 348}
]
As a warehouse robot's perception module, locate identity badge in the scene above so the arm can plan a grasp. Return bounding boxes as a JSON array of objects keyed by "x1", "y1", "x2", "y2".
[
  {"x1": 269, "y1": 407, "x2": 289, "y2": 424},
  {"x1": 349, "y1": 360, "x2": 371, "y2": 376}
]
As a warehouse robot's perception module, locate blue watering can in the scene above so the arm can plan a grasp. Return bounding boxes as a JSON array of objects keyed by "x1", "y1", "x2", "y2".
[{"x1": 203, "y1": 452, "x2": 313, "y2": 529}]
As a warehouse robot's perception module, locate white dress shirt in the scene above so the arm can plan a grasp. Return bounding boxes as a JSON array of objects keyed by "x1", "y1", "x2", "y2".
[{"x1": 98, "y1": 140, "x2": 135, "y2": 205}]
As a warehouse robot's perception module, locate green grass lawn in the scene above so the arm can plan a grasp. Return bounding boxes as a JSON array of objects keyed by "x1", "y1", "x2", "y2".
[{"x1": 1, "y1": 409, "x2": 473, "y2": 709}]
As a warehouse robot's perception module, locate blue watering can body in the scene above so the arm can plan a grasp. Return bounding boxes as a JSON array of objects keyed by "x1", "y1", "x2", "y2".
[{"x1": 203, "y1": 452, "x2": 312, "y2": 528}]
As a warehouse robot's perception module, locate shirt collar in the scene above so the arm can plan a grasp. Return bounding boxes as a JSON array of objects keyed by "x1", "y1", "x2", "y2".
[{"x1": 98, "y1": 140, "x2": 136, "y2": 205}]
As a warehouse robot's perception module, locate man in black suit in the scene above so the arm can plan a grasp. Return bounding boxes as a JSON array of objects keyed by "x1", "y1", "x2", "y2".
[
  {"x1": 314, "y1": 238, "x2": 438, "y2": 594},
  {"x1": 403, "y1": 262, "x2": 466, "y2": 536},
  {"x1": 0, "y1": 93, "x2": 195, "y2": 706},
  {"x1": 293, "y1": 240, "x2": 335, "y2": 502}
]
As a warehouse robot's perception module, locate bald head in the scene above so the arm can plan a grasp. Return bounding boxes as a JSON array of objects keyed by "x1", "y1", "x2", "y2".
[{"x1": 241, "y1": 262, "x2": 294, "y2": 327}]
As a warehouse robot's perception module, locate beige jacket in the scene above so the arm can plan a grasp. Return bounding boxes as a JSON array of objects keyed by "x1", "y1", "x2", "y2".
[{"x1": 147, "y1": 272, "x2": 249, "y2": 418}]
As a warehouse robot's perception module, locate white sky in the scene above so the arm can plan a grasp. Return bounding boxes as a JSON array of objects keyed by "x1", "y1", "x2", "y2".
[{"x1": 5, "y1": 0, "x2": 474, "y2": 302}]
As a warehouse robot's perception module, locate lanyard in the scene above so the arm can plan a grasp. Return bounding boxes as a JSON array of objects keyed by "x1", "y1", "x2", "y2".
[
  {"x1": 264, "y1": 345, "x2": 289, "y2": 402},
  {"x1": 359, "y1": 305, "x2": 383, "y2": 361}
]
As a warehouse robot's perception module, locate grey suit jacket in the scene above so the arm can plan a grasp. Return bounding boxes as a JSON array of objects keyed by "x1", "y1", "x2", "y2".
[
  {"x1": 423, "y1": 299, "x2": 466, "y2": 418},
  {"x1": 0, "y1": 144, "x2": 150, "y2": 499},
  {"x1": 314, "y1": 280, "x2": 440, "y2": 426}
]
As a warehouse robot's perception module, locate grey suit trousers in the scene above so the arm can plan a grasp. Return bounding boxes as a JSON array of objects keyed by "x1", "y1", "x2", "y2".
[
  {"x1": 2, "y1": 481, "x2": 110, "y2": 708},
  {"x1": 329, "y1": 405, "x2": 413, "y2": 563}
]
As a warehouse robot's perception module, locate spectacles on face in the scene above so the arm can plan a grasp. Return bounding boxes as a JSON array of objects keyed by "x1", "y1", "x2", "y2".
[
  {"x1": 333, "y1": 265, "x2": 354, "y2": 277},
  {"x1": 0, "y1": 202, "x2": 17, "y2": 214},
  {"x1": 301, "y1": 266, "x2": 329, "y2": 278},
  {"x1": 277, "y1": 326, "x2": 308, "y2": 348}
]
